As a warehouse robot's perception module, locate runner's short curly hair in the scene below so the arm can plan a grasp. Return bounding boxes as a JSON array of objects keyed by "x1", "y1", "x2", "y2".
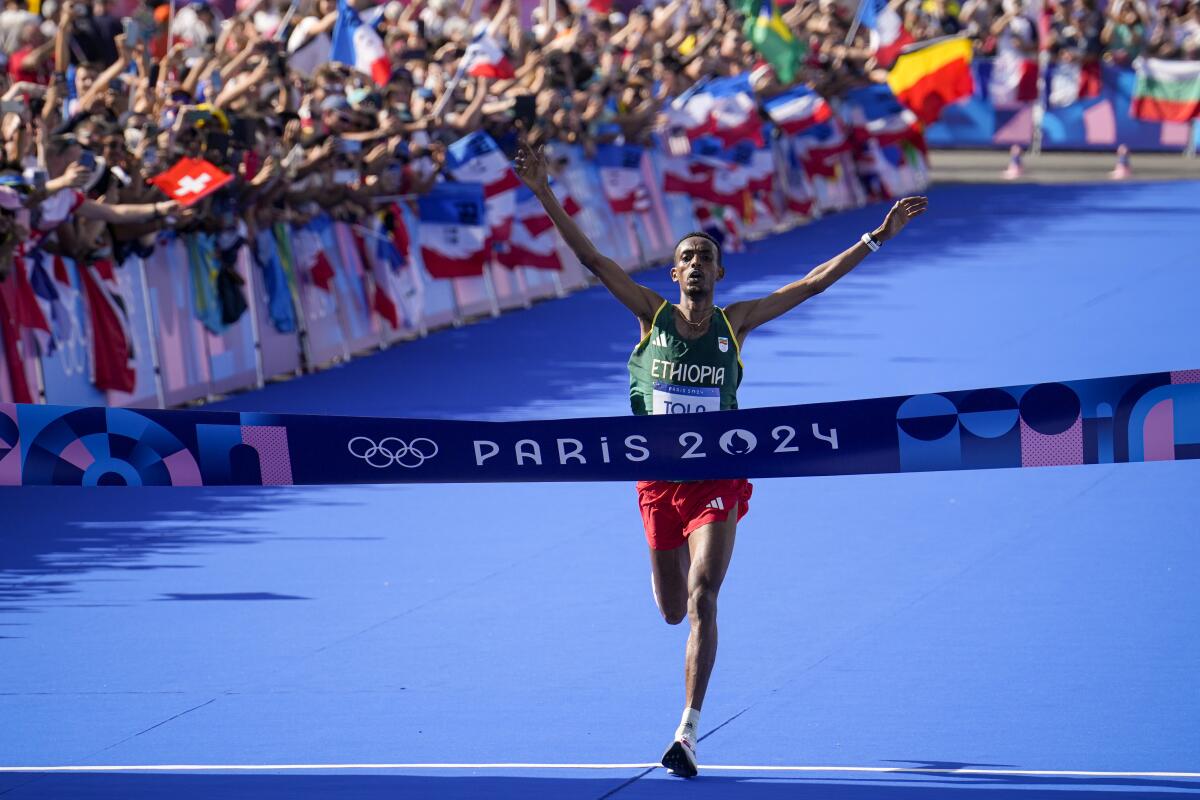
[{"x1": 674, "y1": 231, "x2": 722, "y2": 265}]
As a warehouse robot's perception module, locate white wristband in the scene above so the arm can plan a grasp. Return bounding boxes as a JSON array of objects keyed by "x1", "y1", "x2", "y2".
[{"x1": 861, "y1": 232, "x2": 880, "y2": 252}]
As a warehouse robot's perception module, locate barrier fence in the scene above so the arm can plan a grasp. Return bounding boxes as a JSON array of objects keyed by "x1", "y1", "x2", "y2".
[
  {"x1": 0, "y1": 129, "x2": 853, "y2": 409},
  {"x1": 4, "y1": 58, "x2": 1191, "y2": 409}
]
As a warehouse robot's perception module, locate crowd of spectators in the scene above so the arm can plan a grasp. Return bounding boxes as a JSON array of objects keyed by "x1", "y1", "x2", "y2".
[{"x1": 0, "y1": 0, "x2": 1195, "y2": 284}]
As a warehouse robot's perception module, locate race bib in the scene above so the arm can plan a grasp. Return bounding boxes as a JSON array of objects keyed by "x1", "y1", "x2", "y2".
[{"x1": 652, "y1": 381, "x2": 720, "y2": 414}]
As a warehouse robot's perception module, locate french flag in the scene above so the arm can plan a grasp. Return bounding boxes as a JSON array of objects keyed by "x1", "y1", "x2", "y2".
[
  {"x1": 705, "y1": 76, "x2": 766, "y2": 149},
  {"x1": 446, "y1": 131, "x2": 522, "y2": 243},
  {"x1": 461, "y1": 31, "x2": 515, "y2": 79},
  {"x1": 857, "y1": 0, "x2": 914, "y2": 68},
  {"x1": 596, "y1": 144, "x2": 651, "y2": 215},
  {"x1": 417, "y1": 182, "x2": 490, "y2": 279},
  {"x1": 331, "y1": 0, "x2": 390, "y2": 86},
  {"x1": 763, "y1": 85, "x2": 834, "y2": 135}
]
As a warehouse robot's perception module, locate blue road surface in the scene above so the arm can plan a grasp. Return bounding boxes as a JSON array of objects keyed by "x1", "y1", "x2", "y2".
[{"x1": 2, "y1": 181, "x2": 1199, "y2": 799}]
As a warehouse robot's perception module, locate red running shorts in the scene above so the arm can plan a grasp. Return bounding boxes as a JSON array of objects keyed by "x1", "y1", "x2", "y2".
[{"x1": 636, "y1": 478, "x2": 753, "y2": 551}]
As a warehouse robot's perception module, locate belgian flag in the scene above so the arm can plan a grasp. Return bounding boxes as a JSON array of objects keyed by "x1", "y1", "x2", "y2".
[{"x1": 886, "y1": 35, "x2": 974, "y2": 126}]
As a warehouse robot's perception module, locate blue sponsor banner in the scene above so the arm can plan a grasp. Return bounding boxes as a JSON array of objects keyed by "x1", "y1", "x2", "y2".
[{"x1": 2, "y1": 369, "x2": 1197, "y2": 487}]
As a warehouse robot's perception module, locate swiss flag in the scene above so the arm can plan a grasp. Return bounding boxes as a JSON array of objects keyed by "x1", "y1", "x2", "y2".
[{"x1": 148, "y1": 158, "x2": 234, "y2": 206}]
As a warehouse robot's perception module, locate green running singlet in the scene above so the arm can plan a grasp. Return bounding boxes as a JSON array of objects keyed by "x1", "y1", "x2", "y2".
[{"x1": 628, "y1": 301, "x2": 743, "y2": 416}]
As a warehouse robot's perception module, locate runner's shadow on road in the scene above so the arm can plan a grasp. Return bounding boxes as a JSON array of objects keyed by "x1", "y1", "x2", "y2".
[
  {"x1": 0, "y1": 486, "x2": 357, "y2": 613},
  {"x1": 2, "y1": 771, "x2": 1198, "y2": 799}
]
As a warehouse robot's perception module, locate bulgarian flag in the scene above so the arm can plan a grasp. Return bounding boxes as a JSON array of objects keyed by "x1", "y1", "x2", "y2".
[
  {"x1": 740, "y1": 0, "x2": 806, "y2": 85},
  {"x1": 1131, "y1": 57, "x2": 1200, "y2": 123},
  {"x1": 887, "y1": 35, "x2": 974, "y2": 126}
]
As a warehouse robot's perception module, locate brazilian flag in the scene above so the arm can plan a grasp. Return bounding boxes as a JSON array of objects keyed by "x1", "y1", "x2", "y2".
[{"x1": 739, "y1": 0, "x2": 806, "y2": 85}]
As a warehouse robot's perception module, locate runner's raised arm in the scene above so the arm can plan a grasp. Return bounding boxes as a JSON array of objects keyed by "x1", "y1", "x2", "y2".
[{"x1": 514, "y1": 143, "x2": 664, "y2": 327}]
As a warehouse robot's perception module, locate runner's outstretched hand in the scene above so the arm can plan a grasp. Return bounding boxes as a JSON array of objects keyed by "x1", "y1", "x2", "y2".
[
  {"x1": 876, "y1": 196, "x2": 928, "y2": 241},
  {"x1": 514, "y1": 142, "x2": 550, "y2": 194}
]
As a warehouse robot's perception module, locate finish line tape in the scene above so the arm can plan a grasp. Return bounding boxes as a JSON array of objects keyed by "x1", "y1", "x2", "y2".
[{"x1": 1, "y1": 369, "x2": 1197, "y2": 487}]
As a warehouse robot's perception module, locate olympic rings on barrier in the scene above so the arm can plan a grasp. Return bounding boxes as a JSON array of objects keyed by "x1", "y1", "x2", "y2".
[{"x1": 347, "y1": 436, "x2": 440, "y2": 469}]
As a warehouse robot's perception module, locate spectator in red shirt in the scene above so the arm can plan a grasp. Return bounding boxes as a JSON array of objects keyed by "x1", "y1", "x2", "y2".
[{"x1": 8, "y1": 20, "x2": 52, "y2": 84}]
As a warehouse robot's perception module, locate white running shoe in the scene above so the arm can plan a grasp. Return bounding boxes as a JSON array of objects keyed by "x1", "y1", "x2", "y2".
[{"x1": 661, "y1": 736, "x2": 698, "y2": 778}]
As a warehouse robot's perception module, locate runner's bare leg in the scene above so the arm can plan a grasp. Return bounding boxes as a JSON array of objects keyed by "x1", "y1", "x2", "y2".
[
  {"x1": 650, "y1": 545, "x2": 690, "y2": 625},
  {"x1": 683, "y1": 507, "x2": 738, "y2": 710}
]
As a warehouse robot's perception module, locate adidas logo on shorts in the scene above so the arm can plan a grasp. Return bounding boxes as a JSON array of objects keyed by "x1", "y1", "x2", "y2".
[{"x1": 705, "y1": 497, "x2": 725, "y2": 511}]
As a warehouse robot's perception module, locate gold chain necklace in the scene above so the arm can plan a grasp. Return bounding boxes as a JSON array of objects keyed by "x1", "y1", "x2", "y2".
[{"x1": 677, "y1": 306, "x2": 714, "y2": 330}]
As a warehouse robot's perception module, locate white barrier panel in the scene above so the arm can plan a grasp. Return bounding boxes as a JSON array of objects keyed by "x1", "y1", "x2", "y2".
[
  {"x1": 106, "y1": 255, "x2": 163, "y2": 408},
  {"x1": 144, "y1": 236, "x2": 214, "y2": 406}
]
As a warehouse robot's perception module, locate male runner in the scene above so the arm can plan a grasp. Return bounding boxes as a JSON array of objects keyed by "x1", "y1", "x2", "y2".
[{"x1": 514, "y1": 143, "x2": 927, "y2": 777}]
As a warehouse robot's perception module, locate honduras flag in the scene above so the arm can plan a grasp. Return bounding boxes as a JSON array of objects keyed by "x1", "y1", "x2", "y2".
[{"x1": 331, "y1": 0, "x2": 390, "y2": 85}]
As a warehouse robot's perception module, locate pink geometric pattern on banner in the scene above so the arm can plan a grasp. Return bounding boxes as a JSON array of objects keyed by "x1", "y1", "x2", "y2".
[
  {"x1": 1141, "y1": 399, "x2": 1175, "y2": 461},
  {"x1": 164, "y1": 449, "x2": 203, "y2": 486},
  {"x1": 1020, "y1": 415, "x2": 1083, "y2": 467},
  {"x1": 994, "y1": 105, "x2": 1034, "y2": 144},
  {"x1": 241, "y1": 425, "x2": 294, "y2": 485},
  {"x1": 1171, "y1": 370, "x2": 1200, "y2": 385},
  {"x1": 0, "y1": 403, "x2": 19, "y2": 485},
  {"x1": 60, "y1": 438, "x2": 96, "y2": 471},
  {"x1": 1083, "y1": 101, "x2": 1116, "y2": 144},
  {"x1": 1161, "y1": 122, "x2": 1190, "y2": 147}
]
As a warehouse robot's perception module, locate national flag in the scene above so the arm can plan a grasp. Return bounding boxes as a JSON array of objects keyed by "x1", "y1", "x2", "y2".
[
  {"x1": 461, "y1": 31, "x2": 515, "y2": 79},
  {"x1": 1131, "y1": 57, "x2": 1200, "y2": 123},
  {"x1": 514, "y1": 181, "x2": 578, "y2": 239},
  {"x1": 989, "y1": 43, "x2": 1039, "y2": 107},
  {"x1": 742, "y1": 0, "x2": 806, "y2": 85},
  {"x1": 662, "y1": 80, "x2": 718, "y2": 145},
  {"x1": 695, "y1": 205, "x2": 744, "y2": 253},
  {"x1": 350, "y1": 227, "x2": 399, "y2": 330},
  {"x1": 416, "y1": 182, "x2": 489, "y2": 279},
  {"x1": 446, "y1": 131, "x2": 522, "y2": 244},
  {"x1": 498, "y1": 184, "x2": 579, "y2": 271},
  {"x1": 147, "y1": 157, "x2": 233, "y2": 206},
  {"x1": 745, "y1": 146, "x2": 778, "y2": 203},
  {"x1": 762, "y1": 85, "x2": 834, "y2": 134},
  {"x1": 705, "y1": 75, "x2": 766, "y2": 148},
  {"x1": 783, "y1": 169, "x2": 816, "y2": 216},
  {"x1": 843, "y1": 84, "x2": 926, "y2": 151},
  {"x1": 256, "y1": 227, "x2": 298, "y2": 333},
  {"x1": 596, "y1": 144, "x2": 651, "y2": 214},
  {"x1": 1047, "y1": 59, "x2": 1102, "y2": 108},
  {"x1": 0, "y1": 285, "x2": 35, "y2": 402},
  {"x1": 26, "y1": 250, "x2": 76, "y2": 354},
  {"x1": 78, "y1": 259, "x2": 135, "y2": 394},
  {"x1": 886, "y1": 35, "x2": 974, "y2": 125},
  {"x1": 310, "y1": 251, "x2": 336, "y2": 292},
  {"x1": 857, "y1": 0, "x2": 914, "y2": 68},
  {"x1": 330, "y1": 0, "x2": 391, "y2": 85},
  {"x1": 663, "y1": 156, "x2": 717, "y2": 198},
  {"x1": 790, "y1": 118, "x2": 852, "y2": 177},
  {"x1": 374, "y1": 210, "x2": 424, "y2": 328},
  {"x1": 6, "y1": 252, "x2": 53, "y2": 351}
]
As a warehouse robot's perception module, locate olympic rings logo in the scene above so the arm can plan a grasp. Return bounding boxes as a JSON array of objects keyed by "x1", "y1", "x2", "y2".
[{"x1": 347, "y1": 436, "x2": 439, "y2": 469}]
